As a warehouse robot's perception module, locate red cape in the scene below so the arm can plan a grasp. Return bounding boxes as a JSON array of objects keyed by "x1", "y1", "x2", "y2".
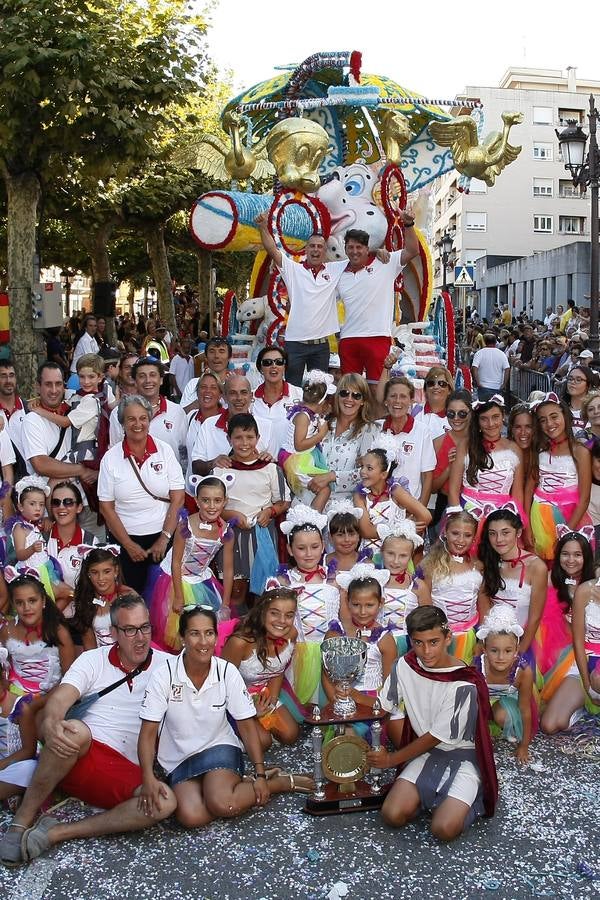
[{"x1": 398, "y1": 650, "x2": 498, "y2": 817}]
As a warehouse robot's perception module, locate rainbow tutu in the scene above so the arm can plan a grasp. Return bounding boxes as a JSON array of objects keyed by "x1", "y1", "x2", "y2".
[
  {"x1": 450, "y1": 628, "x2": 477, "y2": 665},
  {"x1": 279, "y1": 447, "x2": 329, "y2": 497},
  {"x1": 531, "y1": 485, "x2": 592, "y2": 564},
  {"x1": 147, "y1": 565, "x2": 223, "y2": 653}
]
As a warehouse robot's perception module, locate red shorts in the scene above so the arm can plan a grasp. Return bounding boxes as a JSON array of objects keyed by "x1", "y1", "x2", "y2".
[
  {"x1": 339, "y1": 336, "x2": 391, "y2": 382},
  {"x1": 59, "y1": 739, "x2": 142, "y2": 809}
]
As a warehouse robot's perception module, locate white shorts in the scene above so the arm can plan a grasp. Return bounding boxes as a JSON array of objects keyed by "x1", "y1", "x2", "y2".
[{"x1": 399, "y1": 752, "x2": 480, "y2": 807}]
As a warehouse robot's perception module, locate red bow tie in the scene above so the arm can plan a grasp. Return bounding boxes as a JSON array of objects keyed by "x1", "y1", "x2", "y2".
[
  {"x1": 392, "y1": 572, "x2": 407, "y2": 584},
  {"x1": 298, "y1": 567, "x2": 322, "y2": 582},
  {"x1": 483, "y1": 439, "x2": 498, "y2": 453}
]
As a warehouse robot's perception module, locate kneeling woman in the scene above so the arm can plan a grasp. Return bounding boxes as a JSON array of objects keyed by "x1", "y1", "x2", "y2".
[{"x1": 138, "y1": 607, "x2": 312, "y2": 827}]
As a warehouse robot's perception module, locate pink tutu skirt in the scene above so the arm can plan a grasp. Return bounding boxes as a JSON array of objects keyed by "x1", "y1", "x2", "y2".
[{"x1": 147, "y1": 565, "x2": 223, "y2": 653}]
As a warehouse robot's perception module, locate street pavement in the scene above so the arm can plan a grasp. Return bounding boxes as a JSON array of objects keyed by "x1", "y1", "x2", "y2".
[{"x1": 1, "y1": 728, "x2": 599, "y2": 900}]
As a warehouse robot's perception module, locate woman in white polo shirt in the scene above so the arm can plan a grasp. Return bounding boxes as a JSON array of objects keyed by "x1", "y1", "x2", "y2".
[
  {"x1": 98, "y1": 395, "x2": 185, "y2": 595},
  {"x1": 138, "y1": 607, "x2": 313, "y2": 827}
]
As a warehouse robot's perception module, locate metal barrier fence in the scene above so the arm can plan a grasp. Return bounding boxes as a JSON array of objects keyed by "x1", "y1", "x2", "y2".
[{"x1": 509, "y1": 366, "x2": 552, "y2": 402}]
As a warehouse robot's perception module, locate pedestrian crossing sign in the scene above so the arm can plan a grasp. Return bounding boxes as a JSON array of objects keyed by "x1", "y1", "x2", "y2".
[{"x1": 454, "y1": 266, "x2": 474, "y2": 286}]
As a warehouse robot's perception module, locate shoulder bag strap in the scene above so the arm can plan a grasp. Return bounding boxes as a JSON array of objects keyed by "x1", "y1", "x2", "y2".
[
  {"x1": 127, "y1": 455, "x2": 170, "y2": 504},
  {"x1": 48, "y1": 426, "x2": 69, "y2": 460}
]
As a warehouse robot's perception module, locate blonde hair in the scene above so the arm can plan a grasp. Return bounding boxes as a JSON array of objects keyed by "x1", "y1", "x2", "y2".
[
  {"x1": 424, "y1": 365, "x2": 454, "y2": 389},
  {"x1": 76, "y1": 353, "x2": 104, "y2": 376},
  {"x1": 581, "y1": 390, "x2": 600, "y2": 422},
  {"x1": 421, "y1": 511, "x2": 477, "y2": 584},
  {"x1": 333, "y1": 373, "x2": 374, "y2": 436}
]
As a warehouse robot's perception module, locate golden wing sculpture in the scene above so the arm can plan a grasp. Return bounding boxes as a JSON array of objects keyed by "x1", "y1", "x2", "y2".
[
  {"x1": 430, "y1": 111, "x2": 523, "y2": 186},
  {"x1": 183, "y1": 111, "x2": 276, "y2": 184}
]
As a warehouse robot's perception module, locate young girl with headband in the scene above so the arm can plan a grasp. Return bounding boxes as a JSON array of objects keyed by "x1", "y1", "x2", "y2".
[
  {"x1": 0, "y1": 569, "x2": 74, "y2": 697},
  {"x1": 415, "y1": 510, "x2": 483, "y2": 664},
  {"x1": 148, "y1": 474, "x2": 235, "y2": 652},
  {"x1": 268, "y1": 505, "x2": 340, "y2": 705},
  {"x1": 0, "y1": 646, "x2": 39, "y2": 803},
  {"x1": 7, "y1": 477, "x2": 59, "y2": 601},
  {"x1": 353, "y1": 435, "x2": 431, "y2": 553},
  {"x1": 325, "y1": 499, "x2": 365, "y2": 575},
  {"x1": 222, "y1": 588, "x2": 302, "y2": 748},
  {"x1": 478, "y1": 508, "x2": 547, "y2": 661},
  {"x1": 278, "y1": 370, "x2": 335, "y2": 511},
  {"x1": 539, "y1": 527, "x2": 595, "y2": 700},
  {"x1": 448, "y1": 396, "x2": 525, "y2": 546},
  {"x1": 541, "y1": 556, "x2": 600, "y2": 732},
  {"x1": 72, "y1": 546, "x2": 133, "y2": 648},
  {"x1": 378, "y1": 520, "x2": 424, "y2": 654},
  {"x1": 528, "y1": 393, "x2": 592, "y2": 565},
  {"x1": 323, "y1": 565, "x2": 397, "y2": 712},
  {"x1": 475, "y1": 605, "x2": 535, "y2": 764}
]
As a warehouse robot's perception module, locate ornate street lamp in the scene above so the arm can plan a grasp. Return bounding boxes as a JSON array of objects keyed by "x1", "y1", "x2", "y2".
[
  {"x1": 557, "y1": 96, "x2": 599, "y2": 367},
  {"x1": 437, "y1": 231, "x2": 454, "y2": 292}
]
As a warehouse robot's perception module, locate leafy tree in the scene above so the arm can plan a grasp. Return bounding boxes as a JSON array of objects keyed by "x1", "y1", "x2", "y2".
[{"x1": 0, "y1": 0, "x2": 206, "y2": 393}]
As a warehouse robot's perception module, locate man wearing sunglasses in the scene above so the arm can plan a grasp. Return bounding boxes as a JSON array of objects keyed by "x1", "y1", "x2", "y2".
[
  {"x1": 256, "y1": 212, "x2": 349, "y2": 386},
  {"x1": 471, "y1": 333, "x2": 510, "y2": 403},
  {"x1": 336, "y1": 218, "x2": 419, "y2": 386},
  {"x1": 0, "y1": 595, "x2": 175, "y2": 866}
]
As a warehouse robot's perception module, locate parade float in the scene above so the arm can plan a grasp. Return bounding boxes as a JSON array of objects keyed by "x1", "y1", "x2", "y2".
[{"x1": 189, "y1": 50, "x2": 522, "y2": 389}]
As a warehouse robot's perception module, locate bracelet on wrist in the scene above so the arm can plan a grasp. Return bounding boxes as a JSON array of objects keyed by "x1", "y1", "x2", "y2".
[
  {"x1": 255, "y1": 773, "x2": 267, "y2": 779},
  {"x1": 404, "y1": 221, "x2": 415, "y2": 228},
  {"x1": 161, "y1": 529, "x2": 172, "y2": 540}
]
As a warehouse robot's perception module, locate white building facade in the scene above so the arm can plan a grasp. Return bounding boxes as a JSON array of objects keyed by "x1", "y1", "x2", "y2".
[{"x1": 431, "y1": 66, "x2": 600, "y2": 299}]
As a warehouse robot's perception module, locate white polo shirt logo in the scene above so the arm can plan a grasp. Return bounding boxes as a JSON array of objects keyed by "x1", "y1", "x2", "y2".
[
  {"x1": 150, "y1": 462, "x2": 164, "y2": 473},
  {"x1": 164, "y1": 420, "x2": 173, "y2": 430},
  {"x1": 170, "y1": 683, "x2": 184, "y2": 702}
]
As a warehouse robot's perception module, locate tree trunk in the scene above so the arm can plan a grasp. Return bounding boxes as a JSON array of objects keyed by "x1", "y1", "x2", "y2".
[
  {"x1": 127, "y1": 281, "x2": 135, "y2": 317},
  {"x1": 146, "y1": 223, "x2": 176, "y2": 333},
  {"x1": 4, "y1": 170, "x2": 42, "y2": 398},
  {"x1": 75, "y1": 221, "x2": 116, "y2": 343},
  {"x1": 196, "y1": 247, "x2": 212, "y2": 331}
]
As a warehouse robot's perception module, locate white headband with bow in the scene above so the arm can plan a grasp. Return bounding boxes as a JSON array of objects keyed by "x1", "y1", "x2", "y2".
[{"x1": 336, "y1": 563, "x2": 390, "y2": 591}]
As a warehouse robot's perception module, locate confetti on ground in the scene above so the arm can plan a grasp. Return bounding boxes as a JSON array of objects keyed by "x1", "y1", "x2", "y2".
[{"x1": 0, "y1": 729, "x2": 598, "y2": 900}]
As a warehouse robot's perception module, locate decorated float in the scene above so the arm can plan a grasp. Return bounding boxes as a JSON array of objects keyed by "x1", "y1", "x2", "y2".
[{"x1": 189, "y1": 50, "x2": 522, "y2": 389}]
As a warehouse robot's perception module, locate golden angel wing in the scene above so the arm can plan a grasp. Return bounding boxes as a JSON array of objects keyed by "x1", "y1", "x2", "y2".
[
  {"x1": 429, "y1": 116, "x2": 479, "y2": 149},
  {"x1": 190, "y1": 134, "x2": 231, "y2": 182}
]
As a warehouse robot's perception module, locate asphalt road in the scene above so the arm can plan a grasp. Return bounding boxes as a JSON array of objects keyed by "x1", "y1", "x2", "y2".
[{"x1": 1, "y1": 730, "x2": 599, "y2": 900}]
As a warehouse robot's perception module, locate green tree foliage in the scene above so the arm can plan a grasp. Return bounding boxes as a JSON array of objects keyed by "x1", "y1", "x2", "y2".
[{"x1": 0, "y1": 0, "x2": 207, "y2": 393}]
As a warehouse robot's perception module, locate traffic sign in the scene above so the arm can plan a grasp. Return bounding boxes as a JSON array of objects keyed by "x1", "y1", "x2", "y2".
[{"x1": 454, "y1": 265, "x2": 474, "y2": 286}]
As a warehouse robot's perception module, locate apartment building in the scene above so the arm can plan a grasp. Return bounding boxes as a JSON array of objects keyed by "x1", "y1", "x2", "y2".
[{"x1": 431, "y1": 66, "x2": 600, "y2": 295}]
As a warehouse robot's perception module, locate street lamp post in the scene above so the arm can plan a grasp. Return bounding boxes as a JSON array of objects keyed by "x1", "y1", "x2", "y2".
[
  {"x1": 437, "y1": 231, "x2": 454, "y2": 292},
  {"x1": 60, "y1": 268, "x2": 75, "y2": 318},
  {"x1": 556, "y1": 96, "x2": 599, "y2": 367}
]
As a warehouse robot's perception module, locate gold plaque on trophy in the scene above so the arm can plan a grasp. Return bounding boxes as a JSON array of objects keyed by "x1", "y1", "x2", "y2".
[{"x1": 321, "y1": 733, "x2": 370, "y2": 791}]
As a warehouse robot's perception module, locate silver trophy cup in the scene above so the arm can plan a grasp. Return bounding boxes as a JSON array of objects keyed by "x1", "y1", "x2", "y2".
[{"x1": 321, "y1": 637, "x2": 367, "y2": 717}]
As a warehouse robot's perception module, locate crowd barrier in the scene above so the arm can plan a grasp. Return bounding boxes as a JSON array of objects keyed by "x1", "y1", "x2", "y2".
[{"x1": 509, "y1": 366, "x2": 552, "y2": 402}]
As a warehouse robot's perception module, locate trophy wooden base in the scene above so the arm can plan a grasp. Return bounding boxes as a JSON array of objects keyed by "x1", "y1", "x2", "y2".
[
  {"x1": 304, "y1": 779, "x2": 391, "y2": 816},
  {"x1": 305, "y1": 702, "x2": 387, "y2": 726}
]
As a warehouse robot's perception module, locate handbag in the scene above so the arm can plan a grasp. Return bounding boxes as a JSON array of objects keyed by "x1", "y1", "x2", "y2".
[
  {"x1": 127, "y1": 456, "x2": 170, "y2": 504},
  {"x1": 65, "y1": 650, "x2": 153, "y2": 720}
]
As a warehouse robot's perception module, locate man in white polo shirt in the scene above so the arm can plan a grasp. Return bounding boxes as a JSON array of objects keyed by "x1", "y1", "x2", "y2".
[
  {"x1": 471, "y1": 333, "x2": 510, "y2": 402},
  {"x1": 191, "y1": 376, "x2": 272, "y2": 480},
  {"x1": 0, "y1": 596, "x2": 176, "y2": 866},
  {"x1": 337, "y1": 219, "x2": 419, "y2": 386},
  {"x1": 109, "y1": 357, "x2": 187, "y2": 461},
  {"x1": 256, "y1": 211, "x2": 348, "y2": 386}
]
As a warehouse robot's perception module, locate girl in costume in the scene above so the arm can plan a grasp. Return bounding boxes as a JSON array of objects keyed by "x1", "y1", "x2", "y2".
[
  {"x1": 353, "y1": 436, "x2": 431, "y2": 553},
  {"x1": 378, "y1": 520, "x2": 424, "y2": 655},
  {"x1": 324, "y1": 565, "x2": 397, "y2": 710},
  {"x1": 415, "y1": 510, "x2": 483, "y2": 664},
  {"x1": 539, "y1": 527, "x2": 595, "y2": 709},
  {"x1": 278, "y1": 370, "x2": 335, "y2": 511},
  {"x1": 0, "y1": 646, "x2": 40, "y2": 802},
  {"x1": 214, "y1": 413, "x2": 290, "y2": 605},
  {"x1": 528, "y1": 393, "x2": 592, "y2": 566},
  {"x1": 71, "y1": 546, "x2": 133, "y2": 648},
  {"x1": 478, "y1": 509, "x2": 548, "y2": 661},
  {"x1": 508, "y1": 403, "x2": 534, "y2": 478},
  {"x1": 475, "y1": 605, "x2": 535, "y2": 764},
  {"x1": 448, "y1": 396, "x2": 525, "y2": 545},
  {"x1": 148, "y1": 475, "x2": 235, "y2": 653},
  {"x1": 222, "y1": 587, "x2": 302, "y2": 748},
  {"x1": 268, "y1": 505, "x2": 339, "y2": 705},
  {"x1": 541, "y1": 566, "x2": 600, "y2": 732},
  {"x1": 0, "y1": 569, "x2": 74, "y2": 697},
  {"x1": 325, "y1": 500, "x2": 365, "y2": 575},
  {"x1": 46, "y1": 481, "x2": 97, "y2": 619},
  {"x1": 7, "y1": 477, "x2": 59, "y2": 601}
]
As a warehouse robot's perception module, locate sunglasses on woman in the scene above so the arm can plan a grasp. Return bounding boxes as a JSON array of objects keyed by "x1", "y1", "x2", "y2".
[
  {"x1": 425, "y1": 379, "x2": 449, "y2": 389},
  {"x1": 338, "y1": 389, "x2": 363, "y2": 400},
  {"x1": 446, "y1": 410, "x2": 469, "y2": 420},
  {"x1": 51, "y1": 497, "x2": 77, "y2": 507},
  {"x1": 261, "y1": 358, "x2": 285, "y2": 367}
]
